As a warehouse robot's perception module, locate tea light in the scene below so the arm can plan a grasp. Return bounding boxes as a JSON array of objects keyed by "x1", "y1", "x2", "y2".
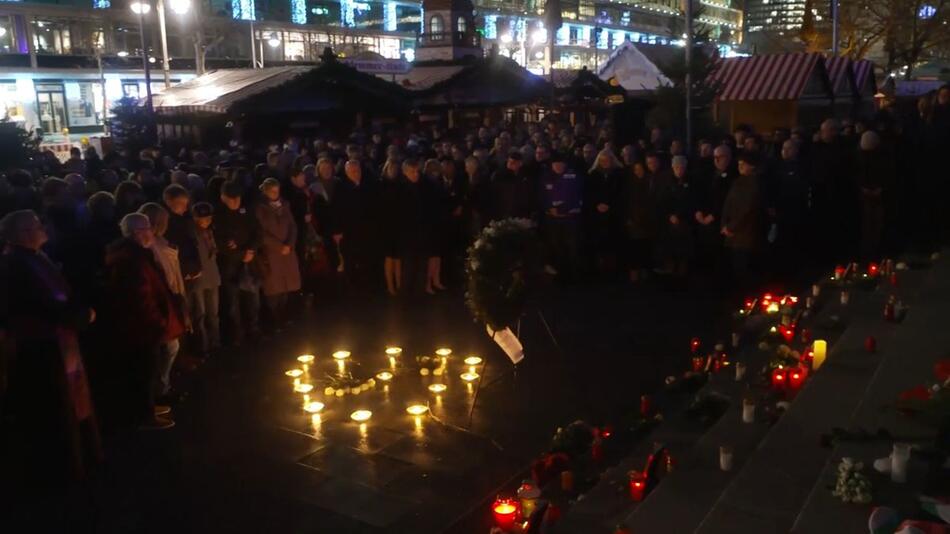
[
  {"x1": 766, "y1": 302, "x2": 780, "y2": 314},
  {"x1": 690, "y1": 337, "x2": 701, "y2": 353},
  {"x1": 460, "y1": 372, "x2": 480, "y2": 382},
  {"x1": 324, "y1": 387, "x2": 334, "y2": 396},
  {"x1": 691, "y1": 355, "x2": 705, "y2": 372},
  {"x1": 385, "y1": 346, "x2": 403, "y2": 355},
  {"x1": 432, "y1": 367, "x2": 444, "y2": 376},
  {"x1": 297, "y1": 354, "x2": 315, "y2": 364},
  {"x1": 406, "y1": 404, "x2": 428, "y2": 416},
  {"x1": 428, "y1": 383, "x2": 447, "y2": 394},
  {"x1": 304, "y1": 401, "x2": 324, "y2": 413},
  {"x1": 788, "y1": 367, "x2": 805, "y2": 390},
  {"x1": 629, "y1": 470, "x2": 647, "y2": 501},
  {"x1": 294, "y1": 383, "x2": 313, "y2": 394},
  {"x1": 813, "y1": 340, "x2": 827, "y2": 370},
  {"x1": 834, "y1": 265, "x2": 845, "y2": 280},
  {"x1": 891, "y1": 443, "x2": 911, "y2": 483},
  {"x1": 332, "y1": 350, "x2": 351, "y2": 360},
  {"x1": 420, "y1": 368, "x2": 430, "y2": 376},
  {"x1": 376, "y1": 371, "x2": 393, "y2": 381},
  {"x1": 868, "y1": 262, "x2": 879, "y2": 277},
  {"x1": 517, "y1": 480, "x2": 542, "y2": 517},
  {"x1": 491, "y1": 497, "x2": 519, "y2": 529},
  {"x1": 435, "y1": 348, "x2": 453, "y2": 357},
  {"x1": 350, "y1": 410, "x2": 372, "y2": 422},
  {"x1": 285, "y1": 369, "x2": 304, "y2": 378},
  {"x1": 463, "y1": 356, "x2": 483, "y2": 366},
  {"x1": 335, "y1": 389, "x2": 344, "y2": 397}
]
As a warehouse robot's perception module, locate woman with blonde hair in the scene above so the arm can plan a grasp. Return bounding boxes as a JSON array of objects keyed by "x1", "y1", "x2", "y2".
[{"x1": 584, "y1": 148, "x2": 624, "y2": 273}]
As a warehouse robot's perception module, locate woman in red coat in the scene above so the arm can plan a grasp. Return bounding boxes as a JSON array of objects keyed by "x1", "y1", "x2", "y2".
[{"x1": 103, "y1": 213, "x2": 185, "y2": 430}]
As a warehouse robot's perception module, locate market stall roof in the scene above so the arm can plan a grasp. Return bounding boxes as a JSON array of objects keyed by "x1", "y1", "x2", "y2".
[
  {"x1": 597, "y1": 41, "x2": 671, "y2": 92},
  {"x1": 710, "y1": 52, "x2": 831, "y2": 101},
  {"x1": 151, "y1": 67, "x2": 312, "y2": 115},
  {"x1": 152, "y1": 50, "x2": 409, "y2": 116},
  {"x1": 409, "y1": 55, "x2": 550, "y2": 108},
  {"x1": 551, "y1": 67, "x2": 625, "y2": 102},
  {"x1": 853, "y1": 59, "x2": 876, "y2": 96},
  {"x1": 825, "y1": 56, "x2": 854, "y2": 98}
]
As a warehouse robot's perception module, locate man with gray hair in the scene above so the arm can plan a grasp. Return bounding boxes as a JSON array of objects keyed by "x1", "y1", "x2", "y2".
[{"x1": 692, "y1": 144, "x2": 735, "y2": 274}]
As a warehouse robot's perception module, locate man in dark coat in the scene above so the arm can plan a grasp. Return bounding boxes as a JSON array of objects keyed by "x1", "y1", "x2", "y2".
[
  {"x1": 215, "y1": 180, "x2": 262, "y2": 346},
  {"x1": 767, "y1": 140, "x2": 810, "y2": 275},
  {"x1": 331, "y1": 159, "x2": 380, "y2": 292},
  {"x1": 489, "y1": 151, "x2": 535, "y2": 221},
  {"x1": 692, "y1": 144, "x2": 736, "y2": 275},
  {"x1": 721, "y1": 151, "x2": 762, "y2": 292},
  {"x1": 0, "y1": 210, "x2": 101, "y2": 482},
  {"x1": 810, "y1": 119, "x2": 855, "y2": 261}
]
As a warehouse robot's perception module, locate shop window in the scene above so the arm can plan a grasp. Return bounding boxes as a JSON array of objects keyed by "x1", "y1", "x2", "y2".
[
  {"x1": 64, "y1": 81, "x2": 103, "y2": 127},
  {"x1": 0, "y1": 16, "x2": 14, "y2": 54},
  {"x1": 33, "y1": 20, "x2": 72, "y2": 55}
]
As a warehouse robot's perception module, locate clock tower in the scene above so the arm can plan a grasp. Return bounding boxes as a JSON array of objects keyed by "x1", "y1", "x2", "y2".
[{"x1": 415, "y1": 0, "x2": 482, "y2": 63}]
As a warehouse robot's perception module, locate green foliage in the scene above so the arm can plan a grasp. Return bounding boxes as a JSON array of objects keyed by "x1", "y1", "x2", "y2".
[
  {"x1": 108, "y1": 97, "x2": 153, "y2": 156},
  {"x1": 0, "y1": 118, "x2": 40, "y2": 172},
  {"x1": 465, "y1": 218, "x2": 541, "y2": 331}
]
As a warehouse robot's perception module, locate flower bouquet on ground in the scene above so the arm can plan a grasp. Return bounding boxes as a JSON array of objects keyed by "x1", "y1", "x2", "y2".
[{"x1": 831, "y1": 457, "x2": 873, "y2": 504}]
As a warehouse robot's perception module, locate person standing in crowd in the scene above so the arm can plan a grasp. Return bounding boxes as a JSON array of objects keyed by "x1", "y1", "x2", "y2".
[
  {"x1": 380, "y1": 159, "x2": 405, "y2": 296},
  {"x1": 331, "y1": 159, "x2": 380, "y2": 292},
  {"x1": 0, "y1": 210, "x2": 101, "y2": 481},
  {"x1": 721, "y1": 151, "x2": 762, "y2": 291},
  {"x1": 215, "y1": 180, "x2": 262, "y2": 347},
  {"x1": 423, "y1": 159, "x2": 449, "y2": 293},
  {"x1": 255, "y1": 178, "x2": 301, "y2": 331},
  {"x1": 189, "y1": 202, "x2": 221, "y2": 358},
  {"x1": 854, "y1": 131, "x2": 892, "y2": 259},
  {"x1": 285, "y1": 166, "x2": 325, "y2": 301},
  {"x1": 489, "y1": 150, "x2": 532, "y2": 222},
  {"x1": 137, "y1": 203, "x2": 188, "y2": 402},
  {"x1": 103, "y1": 213, "x2": 184, "y2": 430},
  {"x1": 767, "y1": 139, "x2": 810, "y2": 276},
  {"x1": 584, "y1": 149, "x2": 623, "y2": 274},
  {"x1": 621, "y1": 160, "x2": 656, "y2": 283},
  {"x1": 656, "y1": 155, "x2": 693, "y2": 278},
  {"x1": 693, "y1": 144, "x2": 735, "y2": 277},
  {"x1": 810, "y1": 119, "x2": 852, "y2": 261},
  {"x1": 540, "y1": 153, "x2": 583, "y2": 279}
]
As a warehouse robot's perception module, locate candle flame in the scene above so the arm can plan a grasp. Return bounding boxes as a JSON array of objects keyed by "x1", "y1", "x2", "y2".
[
  {"x1": 304, "y1": 401, "x2": 325, "y2": 413},
  {"x1": 350, "y1": 410, "x2": 372, "y2": 422},
  {"x1": 294, "y1": 383, "x2": 313, "y2": 393},
  {"x1": 460, "y1": 372, "x2": 480, "y2": 382},
  {"x1": 435, "y1": 348, "x2": 453, "y2": 357},
  {"x1": 428, "y1": 383, "x2": 447, "y2": 393},
  {"x1": 376, "y1": 371, "x2": 393, "y2": 381},
  {"x1": 385, "y1": 346, "x2": 402, "y2": 355},
  {"x1": 332, "y1": 350, "x2": 351, "y2": 360},
  {"x1": 406, "y1": 404, "x2": 428, "y2": 415},
  {"x1": 464, "y1": 356, "x2": 483, "y2": 366},
  {"x1": 297, "y1": 354, "x2": 315, "y2": 363},
  {"x1": 285, "y1": 369, "x2": 304, "y2": 377}
]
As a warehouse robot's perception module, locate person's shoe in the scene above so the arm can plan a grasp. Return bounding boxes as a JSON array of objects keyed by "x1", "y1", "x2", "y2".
[
  {"x1": 139, "y1": 415, "x2": 175, "y2": 430},
  {"x1": 154, "y1": 405, "x2": 172, "y2": 417}
]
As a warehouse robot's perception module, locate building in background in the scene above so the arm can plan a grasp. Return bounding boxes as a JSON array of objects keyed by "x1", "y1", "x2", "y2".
[
  {"x1": 744, "y1": 0, "x2": 828, "y2": 54},
  {"x1": 1, "y1": 0, "x2": 744, "y2": 140}
]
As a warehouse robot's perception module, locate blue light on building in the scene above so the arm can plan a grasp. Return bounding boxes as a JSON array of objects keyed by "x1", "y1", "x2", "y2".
[
  {"x1": 93, "y1": 0, "x2": 111, "y2": 8},
  {"x1": 340, "y1": 0, "x2": 355, "y2": 27},
  {"x1": 596, "y1": 27, "x2": 608, "y2": 49},
  {"x1": 484, "y1": 14, "x2": 497, "y2": 39},
  {"x1": 232, "y1": 0, "x2": 255, "y2": 20},
  {"x1": 556, "y1": 25, "x2": 568, "y2": 45},
  {"x1": 383, "y1": 1, "x2": 397, "y2": 31},
  {"x1": 514, "y1": 17, "x2": 525, "y2": 42},
  {"x1": 291, "y1": 0, "x2": 306, "y2": 23},
  {"x1": 918, "y1": 3, "x2": 937, "y2": 18}
]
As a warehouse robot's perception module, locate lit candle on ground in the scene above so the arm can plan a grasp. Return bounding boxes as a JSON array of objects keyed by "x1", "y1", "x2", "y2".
[
  {"x1": 406, "y1": 404, "x2": 428, "y2": 415},
  {"x1": 376, "y1": 371, "x2": 393, "y2": 381},
  {"x1": 285, "y1": 369, "x2": 303, "y2": 378},
  {"x1": 891, "y1": 443, "x2": 911, "y2": 483},
  {"x1": 336, "y1": 359, "x2": 345, "y2": 375},
  {"x1": 350, "y1": 410, "x2": 372, "y2": 422},
  {"x1": 389, "y1": 356, "x2": 397, "y2": 369},
  {"x1": 385, "y1": 346, "x2": 402, "y2": 356},
  {"x1": 813, "y1": 340, "x2": 827, "y2": 370},
  {"x1": 518, "y1": 480, "x2": 541, "y2": 517},
  {"x1": 628, "y1": 471, "x2": 646, "y2": 501},
  {"x1": 428, "y1": 383, "x2": 447, "y2": 394},
  {"x1": 690, "y1": 337, "x2": 701, "y2": 353},
  {"x1": 788, "y1": 367, "x2": 805, "y2": 390},
  {"x1": 460, "y1": 372, "x2": 479, "y2": 382},
  {"x1": 492, "y1": 497, "x2": 519, "y2": 529},
  {"x1": 640, "y1": 395, "x2": 652, "y2": 418},
  {"x1": 735, "y1": 362, "x2": 747, "y2": 381},
  {"x1": 297, "y1": 354, "x2": 315, "y2": 364},
  {"x1": 304, "y1": 401, "x2": 324, "y2": 413},
  {"x1": 771, "y1": 367, "x2": 786, "y2": 389},
  {"x1": 435, "y1": 348, "x2": 452, "y2": 357},
  {"x1": 692, "y1": 356, "x2": 705, "y2": 373},
  {"x1": 294, "y1": 383, "x2": 313, "y2": 394},
  {"x1": 332, "y1": 350, "x2": 351, "y2": 360},
  {"x1": 834, "y1": 265, "x2": 845, "y2": 280},
  {"x1": 463, "y1": 356, "x2": 482, "y2": 366}
]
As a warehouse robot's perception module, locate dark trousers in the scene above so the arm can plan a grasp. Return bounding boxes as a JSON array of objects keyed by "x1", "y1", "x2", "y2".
[
  {"x1": 133, "y1": 344, "x2": 162, "y2": 422},
  {"x1": 545, "y1": 218, "x2": 579, "y2": 276},
  {"x1": 265, "y1": 292, "x2": 289, "y2": 328},
  {"x1": 187, "y1": 286, "x2": 220, "y2": 354},
  {"x1": 221, "y1": 283, "x2": 260, "y2": 344}
]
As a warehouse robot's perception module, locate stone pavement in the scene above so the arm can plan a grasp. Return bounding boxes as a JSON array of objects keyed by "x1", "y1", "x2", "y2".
[{"x1": 555, "y1": 253, "x2": 950, "y2": 534}]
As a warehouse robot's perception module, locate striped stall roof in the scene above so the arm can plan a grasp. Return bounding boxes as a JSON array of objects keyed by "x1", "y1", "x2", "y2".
[
  {"x1": 710, "y1": 52, "x2": 825, "y2": 101},
  {"x1": 825, "y1": 55, "x2": 852, "y2": 96},
  {"x1": 853, "y1": 59, "x2": 875, "y2": 93}
]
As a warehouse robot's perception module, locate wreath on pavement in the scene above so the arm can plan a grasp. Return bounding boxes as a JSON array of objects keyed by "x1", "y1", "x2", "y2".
[{"x1": 465, "y1": 218, "x2": 541, "y2": 331}]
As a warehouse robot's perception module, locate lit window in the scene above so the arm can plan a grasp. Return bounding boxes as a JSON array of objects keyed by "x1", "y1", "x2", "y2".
[
  {"x1": 430, "y1": 14, "x2": 444, "y2": 35},
  {"x1": 457, "y1": 16, "x2": 466, "y2": 32}
]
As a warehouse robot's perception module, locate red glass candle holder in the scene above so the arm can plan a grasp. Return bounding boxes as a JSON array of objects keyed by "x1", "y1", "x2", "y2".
[
  {"x1": 640, "y1": 394, "x2": 653, "y2": 418},
  {"x1": 692, "y1": 355, "x2": 705, "y2": 372},
  {"x1": 868, "y1": 262, "x2": 879, "y2": 277},
  {"x1": 629, "y1": 471, "x2": 646, "y2": 501},
  {"x1": 492, "y1": 497, "x2": 519, "y2": 530},
  {"x1": 690, "y1": 337, "x2": 701, "y2": 353},
  {"x1": 771, "y1": 367, "x2": 787, "y2": 389},
  {"x1": 787, "y1": 366, "x2": 805, "y2": 390}
]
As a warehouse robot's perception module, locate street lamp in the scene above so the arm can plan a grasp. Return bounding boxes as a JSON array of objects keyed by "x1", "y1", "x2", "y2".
[
  {"x1": 130, "y1": 1, "x2": 151, "y2": 14},
  {"x1": 267, "y1": 32, "x2": 281, "y2": 48},
  {"x1": 169, "y1": 0, "x2": 191, "y2": 15}
]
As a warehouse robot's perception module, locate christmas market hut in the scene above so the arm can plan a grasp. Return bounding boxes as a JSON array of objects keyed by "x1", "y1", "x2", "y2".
[
  {"x1": 151, "y1": 50, "x2": 409, "y2": 144},
  {"x1": 826, "y1": 56, "x2": 878, "y2": 119},
  {"x1": 596, "y1": 41, "x2": 671, "y2": 94},
  {"x1": 708, "y1": 52, "x2": 834, "y2": 132}
]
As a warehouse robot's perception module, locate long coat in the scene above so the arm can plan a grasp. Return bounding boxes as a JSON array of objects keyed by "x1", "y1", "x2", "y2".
[
  {"x1": 255, "y1": 198, "x2": 301, "y2": 296},
  {"x1": 0, "y1": 245, "x2": 101, "y2": 481}
]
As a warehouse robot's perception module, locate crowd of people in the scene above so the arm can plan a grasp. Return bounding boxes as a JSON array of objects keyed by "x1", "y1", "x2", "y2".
[{"x1": 1, "y1": 84, "x2": 949, "y2": 485}]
